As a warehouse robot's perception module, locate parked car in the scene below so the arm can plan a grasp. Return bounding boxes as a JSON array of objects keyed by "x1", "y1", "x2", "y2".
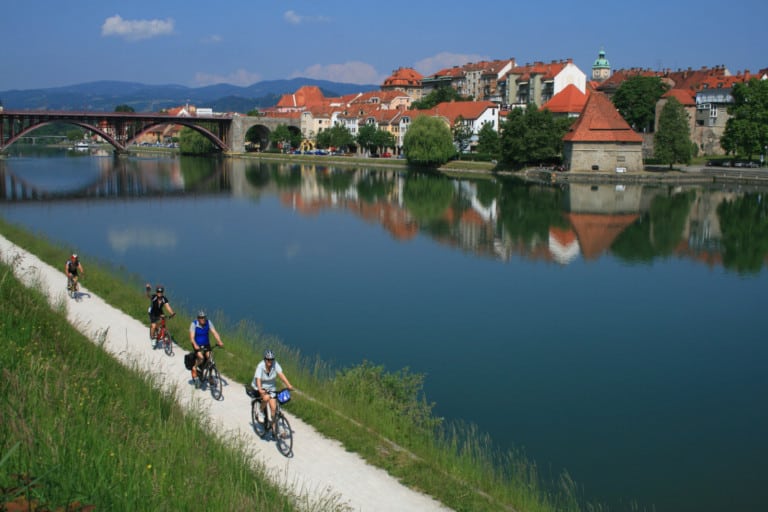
[{"x1": 381, "y1": 152, "x2": 392, "y2": 158}]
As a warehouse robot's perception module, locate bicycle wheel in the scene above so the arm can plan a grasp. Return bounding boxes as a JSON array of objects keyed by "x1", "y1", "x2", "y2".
[
  {"x1": 252, "y1": 401, "x2": 267, "y2": 438},
  {"x1": 209, "y1": 366, "x2": 223, "y2": 400},
  {"x1": 274, "y1": 412, "x2": 293, "y2": 456},
  {"x1": 162, "y1": 333, "x2": 173, "y2": 356}
]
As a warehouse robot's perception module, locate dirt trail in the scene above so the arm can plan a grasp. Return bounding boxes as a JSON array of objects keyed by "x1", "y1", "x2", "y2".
[{"x1": 0, "y1": 234, "x2": 452, "y2": 512}]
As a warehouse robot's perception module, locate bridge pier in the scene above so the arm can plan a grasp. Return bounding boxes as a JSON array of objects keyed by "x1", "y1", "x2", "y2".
[{"x1": 228, "y1": 116, "x2": 246, "y2": 153}]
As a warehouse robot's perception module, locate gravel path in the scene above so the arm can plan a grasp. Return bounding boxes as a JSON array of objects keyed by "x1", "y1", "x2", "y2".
[{"x1": 0, "y1": 234, "x2": 452, "y2": 512}]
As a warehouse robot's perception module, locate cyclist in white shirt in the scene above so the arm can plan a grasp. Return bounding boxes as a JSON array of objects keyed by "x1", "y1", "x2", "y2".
[{"x1": 251, "y1": 349, "x2": 293, "y2": 423}]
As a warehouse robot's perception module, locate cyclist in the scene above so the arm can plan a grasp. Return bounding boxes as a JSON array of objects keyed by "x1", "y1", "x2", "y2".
[
  {"x1": 146, "y1": 284, "x2": 175, "y2": 344},
  {"x1": 64, "y1": 254, "x2": 84, "y2": 291},
  {"x1": 251, "y1": 349, "x2": 293, "y2": 424},
  {"x1": 189, "y1": 310, "x2": 223, "y2": 388}
]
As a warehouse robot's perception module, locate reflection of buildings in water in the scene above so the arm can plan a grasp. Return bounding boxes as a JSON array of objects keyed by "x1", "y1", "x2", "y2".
[
  {"x1": 675, "y1": 189, "x2": 737, "y2": 268},
  {"x1": 549, "y1": 227, "x2": 580, "y2": 264},
  {"x1": 565, "y1": 212, "x2": 639, "y2": 260}
]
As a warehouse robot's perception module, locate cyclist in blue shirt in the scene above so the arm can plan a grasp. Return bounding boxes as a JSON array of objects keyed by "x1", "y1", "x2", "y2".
[{"x1": 189, "y1": 310, "x2": 223, "y2": 388}]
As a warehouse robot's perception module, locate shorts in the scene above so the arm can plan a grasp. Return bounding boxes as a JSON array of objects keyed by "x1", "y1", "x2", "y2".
[{"x1": 149, "y1": 313, "x2": 162, "y2": 323}]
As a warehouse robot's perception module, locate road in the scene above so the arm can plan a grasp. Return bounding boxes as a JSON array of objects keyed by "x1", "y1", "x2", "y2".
[{"x1": 0, "y1": 234, "x2": 452, "y2": 512}]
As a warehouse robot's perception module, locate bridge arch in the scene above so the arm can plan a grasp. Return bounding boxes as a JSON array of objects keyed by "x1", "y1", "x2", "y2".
[
  {"x1": 4, "y1": 120, "x2": 122, "y2": 150},
  {"x1": 130, "y1": 120, "x2": 228, "y2": 151}
]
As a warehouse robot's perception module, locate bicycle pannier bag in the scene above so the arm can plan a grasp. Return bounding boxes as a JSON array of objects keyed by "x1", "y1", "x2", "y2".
[
  {"x1": 184, "y1": 351, "x2": 195, "y2": 370},
  {"x1": 277, "y1": 389, "x2": 291, "y2": 404}
]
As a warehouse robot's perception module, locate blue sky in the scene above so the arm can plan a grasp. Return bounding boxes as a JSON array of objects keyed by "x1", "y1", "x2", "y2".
[{"x1": 1, "y1": 0, "x2": 765, "y2": 91}]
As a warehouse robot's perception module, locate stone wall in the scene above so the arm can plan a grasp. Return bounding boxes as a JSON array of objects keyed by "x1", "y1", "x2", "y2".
[{"x1": 564, "y1": 141, "x2": 643, "y2": 172}]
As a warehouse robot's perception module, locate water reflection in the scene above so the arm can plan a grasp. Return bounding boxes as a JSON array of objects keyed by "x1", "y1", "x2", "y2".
[{"x1": 2, "y1": 155, "x2": 767, "y2": 274}]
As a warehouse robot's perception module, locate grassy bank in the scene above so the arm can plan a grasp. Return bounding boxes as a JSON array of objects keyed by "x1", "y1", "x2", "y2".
[
  {"x1": 0, "y1": 219, "x2": 590, "y2": 512},
  {"x1": 0, "y1": 258, "x2": 297, "y2": 511}
]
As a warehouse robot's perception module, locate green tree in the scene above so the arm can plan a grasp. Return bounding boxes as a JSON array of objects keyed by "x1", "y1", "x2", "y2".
[
  {"x1": 356, "y1": 124, "x2": 378, "y2": 155},
  {"x1": 269, "y1": 125, "x2": 295, "y2": 152},
  {"x1": 246, "y1": 108, "x2": 263, "y2": 116},
  {"x1": 179, "y1": 127, "x2": 215, "y2": 155},
  {"x1": 114, "y1": 104, "x2": 135, "y2": 113},
  {"x1": 720, "y1": 78, "x2": 768, "y2": 160},
  {"x1": 372, "y1": 128, "x2": 396, "y2": 154},
  {"x1": 476, "y1": 121, "x2": 500, "y2": 159},
  {"x1": 452, "y1": 116, "x2": 474, "y2": 154},
  {"x1": 66, "y1": 129, "x2": 84, "y2": 142},
  {"x1": 402, "y1": 116, "x2": 455, "y2": 166},
  {"x1": 499, "y1": 104, "x2": 568, "y2": 169},
  {"x1": 316, "y1": 124, "x2": 355, "y2": 151},
  {"x1": 410, "y1": 86, "x2": 469, "y2": 110},
  {"x1": 612, "y1": 76, "x2": 668, "y2": 132},
  {"x1": 654, "y1": 97, "x2": 693, "y2": 169}
]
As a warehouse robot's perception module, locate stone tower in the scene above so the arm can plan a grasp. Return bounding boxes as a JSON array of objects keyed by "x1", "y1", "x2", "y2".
[{"x1": 592, "y1": 48, "x2": 611, "y2": 82}]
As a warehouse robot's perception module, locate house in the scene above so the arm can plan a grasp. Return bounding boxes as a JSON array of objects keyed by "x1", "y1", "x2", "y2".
[
  {"x1": 409, "y1": 100, "x2": 500, "y2": 152},
  {"x1": 542, "y1": 84, "x2": 589, "y2": 118},
  {"x1": 502, "y1": 59, "x2": 586, "y2": 109},
  {"x1": 562, "y1": 91, "x2": 643, "y2": 172},
  {"x1": 381, "y1": 67, "x2": 424, "y2": 102},
  {"x1": 421, "y1": 59, "x2": 516, "y2": 101}
]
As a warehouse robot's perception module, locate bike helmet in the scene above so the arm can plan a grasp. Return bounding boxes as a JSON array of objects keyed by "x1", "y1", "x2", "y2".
[
  {"x1": 71, "y1": 254, "x2": 78, "y2": 261},
  {"x1": 156, "y1": 286, "x2": 164, "y2": 293},
  {"x1": 197, "y1": 310, "x2": 207, "y2": 318},
  {"x1": 264, "y1": 349, "x2": 275, "y2": 360}
]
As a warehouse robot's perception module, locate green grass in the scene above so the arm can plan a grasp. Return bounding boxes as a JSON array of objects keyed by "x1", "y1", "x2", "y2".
[
  {"x1": 0, "y1": 258, "x2": 298, "y2": 511},
  {"x1": 0, "y1": 218, "x2": 598, "y2": 512}
]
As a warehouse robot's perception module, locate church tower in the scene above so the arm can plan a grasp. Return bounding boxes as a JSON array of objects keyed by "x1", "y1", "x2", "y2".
[{"x1": 592, "y1": 48, "x2": 611, "y2": 82}]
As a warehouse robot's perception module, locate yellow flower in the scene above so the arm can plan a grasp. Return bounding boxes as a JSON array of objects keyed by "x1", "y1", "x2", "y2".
[{"x1": 146, "y1": 464, "x2": 152, "y2": 470}]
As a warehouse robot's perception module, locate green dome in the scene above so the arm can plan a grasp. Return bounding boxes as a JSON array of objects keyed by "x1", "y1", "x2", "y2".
[{"x1": 593, "y1": 50, "x2": 610, "y2": 68}]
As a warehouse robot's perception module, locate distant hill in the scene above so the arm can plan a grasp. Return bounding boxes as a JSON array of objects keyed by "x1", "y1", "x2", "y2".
[{"x1": 0, "y1": 78, "x2": 379, "y2": 113}]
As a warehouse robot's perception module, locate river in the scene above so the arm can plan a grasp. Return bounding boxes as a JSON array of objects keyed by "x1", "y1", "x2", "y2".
[{"x1": 1, "y1": 148, "x2": 766, "y2": 512}]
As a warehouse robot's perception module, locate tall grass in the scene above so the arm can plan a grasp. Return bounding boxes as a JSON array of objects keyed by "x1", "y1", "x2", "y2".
[
  {"x1": 0, "y1": 218, "x2": 596, "y2": 511},
  {"x1": 0, "y1": 258, "x2": 297, "y2": 511}
]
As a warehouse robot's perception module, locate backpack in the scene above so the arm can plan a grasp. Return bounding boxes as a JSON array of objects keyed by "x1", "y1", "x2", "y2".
[{"x1": 184, "y1": 351, "x2": 196, "y2": 370}]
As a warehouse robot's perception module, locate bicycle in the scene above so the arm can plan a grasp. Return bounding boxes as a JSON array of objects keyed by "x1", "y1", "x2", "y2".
[
  {"x1": 66, "y1": 275, "x2": 78, "y2": 299},
  {"x1": 247, "y1": 386, "x2": 293, "y2": 456},
  {"x1": 196, "y1": 346, "x2": 223, "y2": 401},
  {"x1": 152, "y1": 314, "x2": 175, "y2": 356}
]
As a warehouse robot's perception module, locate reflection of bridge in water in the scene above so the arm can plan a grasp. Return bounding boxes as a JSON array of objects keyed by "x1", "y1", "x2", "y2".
[{"x1": 0, "y1": 160, "x2": 232, "y2": 201}]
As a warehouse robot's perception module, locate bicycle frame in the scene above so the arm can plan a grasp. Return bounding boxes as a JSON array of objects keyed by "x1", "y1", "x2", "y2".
[
  {"x1": 197, "y1": 347, "x2": 222, "y2": 400},
  {"x1": 157, "y1": 315, "x2": 173, "y2": 356}
]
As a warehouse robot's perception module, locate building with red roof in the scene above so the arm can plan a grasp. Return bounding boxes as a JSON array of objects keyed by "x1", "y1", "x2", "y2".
[
  {"x1": 421, "y1": 59, "x2": 515, "y2": 102},
  {"x1": 381, "y1": 67, "x2": 424, "y2": 102},
  {"x1": 562, "y1": 91, "x2": 643, "y2": 172},
  {"x1": 502, "y1": 58, "x2": 586, "y2": 109},
  {"x1": 542, "y1": 84, "x2": 589, "y2": 118}
]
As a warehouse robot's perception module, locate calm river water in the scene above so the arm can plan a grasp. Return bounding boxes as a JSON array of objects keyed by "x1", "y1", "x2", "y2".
[{"x1": 1, "y1": 149, "x2": 766, "y2": 512}]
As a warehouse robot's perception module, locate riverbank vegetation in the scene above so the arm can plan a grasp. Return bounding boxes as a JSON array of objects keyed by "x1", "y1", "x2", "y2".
[
  {"x1": 0, "y1": 218, "x2": 595, "y2": 511},
  {"x1": 0, "y1": 255, "x2": 297, "y2": 511}
]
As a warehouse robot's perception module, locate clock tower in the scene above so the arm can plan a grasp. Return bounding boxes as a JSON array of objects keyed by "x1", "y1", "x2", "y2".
[{"x1": 592, "y1": 48, "x2": 611, "y2": 82}]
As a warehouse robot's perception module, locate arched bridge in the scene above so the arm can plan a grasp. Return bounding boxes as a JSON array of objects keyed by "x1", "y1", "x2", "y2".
[{"x1": 0, "y1": 110, "x2": 300, "y2": 154}]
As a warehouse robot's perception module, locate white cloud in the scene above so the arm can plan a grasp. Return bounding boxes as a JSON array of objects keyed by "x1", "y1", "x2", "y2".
[
  {"x1": 193, "y1": 69, "x2": 262, "y2": 87},
  {"x1": 108, "y1": 228, "x2": 177, "y2": 254},
  {"x1": 101, "y1": 15, "x2": 174, "y2": 41},
  {"x1": 413, "y1": 52, "x2": 489, "y2": 76},
  {"x1": 201, "y1": 34, "x2": 222, "y2": 44},
  {"x1": 291, "y1": 61, "x2": 385, "y2": 85},
  {"x1": 283, "y1": 10, "x2": 330, "y2": 25}
]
